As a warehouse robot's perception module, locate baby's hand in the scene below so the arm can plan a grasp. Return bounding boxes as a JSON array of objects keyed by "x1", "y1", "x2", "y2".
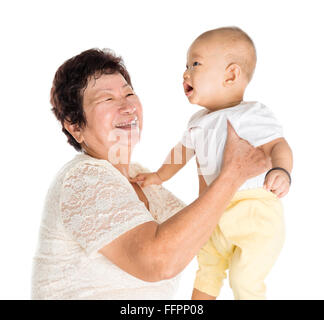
[
  {"x1": 263, "y1": 169, "x2": 290, "y2": 198},
  {"x1": 129, "y1": 172, "x2": 163, "y2": 187}
]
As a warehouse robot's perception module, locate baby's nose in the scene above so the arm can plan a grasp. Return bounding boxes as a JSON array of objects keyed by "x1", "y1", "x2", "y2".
[{"x1": 183, "y1": 69, "x2": 190, "y2": 79}]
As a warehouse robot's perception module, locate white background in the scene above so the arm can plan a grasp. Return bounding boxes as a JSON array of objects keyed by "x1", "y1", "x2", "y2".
[{"x1": 1, "y1": 0, "x2": 323, "y2": 300}]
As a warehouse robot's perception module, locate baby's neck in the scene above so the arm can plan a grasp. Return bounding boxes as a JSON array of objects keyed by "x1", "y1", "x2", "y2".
[{"x1": 206, "y1": 99, "x2": 243, "y2": 112}]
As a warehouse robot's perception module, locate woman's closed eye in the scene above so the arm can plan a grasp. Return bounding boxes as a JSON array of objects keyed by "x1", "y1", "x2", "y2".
[
  {"x1": 99, "y1": 92, "x2": 135, "y2": 103},
  {"x1": 95, "y1": 97, "x2": 113, "y2": 103}
]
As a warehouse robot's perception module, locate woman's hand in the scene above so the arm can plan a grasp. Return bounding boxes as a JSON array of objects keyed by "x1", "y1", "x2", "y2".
[
  {"x1": 222, "y1": 121, "x2": 271, "y2": 184},
  {"x1": 99, "y1": 121, "x2": 272, "y2": 283}
]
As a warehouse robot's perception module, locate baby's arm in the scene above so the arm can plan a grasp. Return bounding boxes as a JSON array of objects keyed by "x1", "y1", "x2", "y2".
[
  {"x1": 131, "y1": 142, "x2": 195, "y2": 187},
  {"x1": 261, "y1": 137, "x2": 293, "y2": 198}
]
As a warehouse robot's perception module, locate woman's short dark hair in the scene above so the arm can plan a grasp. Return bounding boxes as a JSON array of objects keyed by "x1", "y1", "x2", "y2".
[{"x1": 50, "y1": 48, "x2": 133, "y2": 152}]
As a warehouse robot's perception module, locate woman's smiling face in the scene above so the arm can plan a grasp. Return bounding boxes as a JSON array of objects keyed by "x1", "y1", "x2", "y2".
[{"x1": 79, "y1": 72, "x2": 143, "y2": 160}]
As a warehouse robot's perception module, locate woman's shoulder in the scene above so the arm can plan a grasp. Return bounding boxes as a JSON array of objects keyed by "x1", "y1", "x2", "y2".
[{"x1": 58, "y1": 152, "x2": 123, "y2": 183}]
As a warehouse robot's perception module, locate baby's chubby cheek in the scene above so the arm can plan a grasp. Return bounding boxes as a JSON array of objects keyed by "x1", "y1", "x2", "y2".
[
  {"x1": 193, "y1": 90, "x2": 214, "y2": 107},
  {"x1": 204, "y1": 87, "x2": 222, "y2": 106}
]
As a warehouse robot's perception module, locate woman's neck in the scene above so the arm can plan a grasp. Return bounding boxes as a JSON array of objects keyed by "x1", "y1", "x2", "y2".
[
  {"x1": 113, "y1": 163, "x2": 131, "y2": 179},
  {"x1": 110, "y1": 145, "x2": 133, "y2": 179},
  {"x1": 83, "y1": 145, "x2": 133, "y2": 179}
]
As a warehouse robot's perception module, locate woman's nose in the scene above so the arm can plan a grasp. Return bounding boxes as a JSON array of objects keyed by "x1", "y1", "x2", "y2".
[{"x1": 119, "y1": 102, "x2": 136, "y2": 114}]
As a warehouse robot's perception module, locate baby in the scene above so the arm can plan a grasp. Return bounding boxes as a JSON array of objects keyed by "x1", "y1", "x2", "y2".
[{"x1": 131, "y1": 27, "x2": 293, "y2": 300}]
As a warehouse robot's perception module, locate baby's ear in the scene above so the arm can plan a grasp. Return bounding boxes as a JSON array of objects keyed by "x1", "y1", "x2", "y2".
[{"x1": 223, "y1": 63, "x2": 241, "y2": 87}]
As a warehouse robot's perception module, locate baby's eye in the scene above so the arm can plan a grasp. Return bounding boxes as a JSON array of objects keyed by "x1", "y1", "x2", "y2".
[
  {"x1": 126, "y1": 93, "x2": 134, "y2": 97},
  {"x1": 193, "y1": 61, "x2": 200, "y2": 67}
]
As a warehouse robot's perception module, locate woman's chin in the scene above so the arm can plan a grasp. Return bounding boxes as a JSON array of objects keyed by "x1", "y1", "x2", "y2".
[
  {"x1": 127, "y1": 126, "x2": 141, "y2": 146},
  {"x1": 107, "y1": 126, "x2": 140, "y2": 143},
  {"x1": 121, "y1": 135, "x2": 140, "y2": 148},
  {"x1": 113, "y1": 128, "x2": 141, "y2": 148},
  {"x1": 106, "y1": 133, "x2": 140, "y2": 164}
]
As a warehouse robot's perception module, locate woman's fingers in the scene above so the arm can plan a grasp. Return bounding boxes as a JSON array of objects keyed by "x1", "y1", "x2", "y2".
[
  {"x1": 226, "y1": 120, "x2": 240, "y2": 140},
  {"x1": 223, "y1": 120, "x2": 270, "y2": 182},
  {"x1": 250, "y1": 147, "x2": 271, "y2": 178},
  {"x1": 223, "y1": 120, "x2": 241, "y2": 167}
]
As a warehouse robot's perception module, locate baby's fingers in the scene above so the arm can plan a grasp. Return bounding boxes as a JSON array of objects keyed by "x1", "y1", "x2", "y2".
[
  {"x1": 276, "y1": 182, "x2": 290, "y2": 198},
  {"x1": 141, "y1": 180, "x2": 152, "y2": 188},
  {"x1": 277, "y1": 189, "x2": 288, "y2": 198},
  {"x1": 271, "y1": 183, "x2": 284, "y2": 197},
  {"x1": 264, "y1": 174, "x2": 278, "y2": 191},
  {"x1": 270, "y1": 176, "x2": 284, "y2": 192},
  {"x1": 272, "y1": 179, "x2": 291, "y2": 197},
  {"x1": 129, "y1": 174, "x2": 146, "y2": 182}
]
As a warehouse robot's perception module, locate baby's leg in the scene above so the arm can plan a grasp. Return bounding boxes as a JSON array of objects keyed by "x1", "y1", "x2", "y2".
[
  {"x1": 193, "y1": 230, "x2": 232, "y2": 299},
  {"x1": 222, "y1": 195, "x2": 285, "y2": 300}
]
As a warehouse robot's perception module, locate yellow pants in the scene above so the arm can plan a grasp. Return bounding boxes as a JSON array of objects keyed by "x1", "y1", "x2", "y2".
[{"x1": 194, "y1": 188, "x2": 285, "y2": 300}]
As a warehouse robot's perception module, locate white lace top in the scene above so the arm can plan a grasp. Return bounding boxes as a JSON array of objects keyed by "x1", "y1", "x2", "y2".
[{"x1": 31, "y1": 153, "x2": 186, "y2": 300}]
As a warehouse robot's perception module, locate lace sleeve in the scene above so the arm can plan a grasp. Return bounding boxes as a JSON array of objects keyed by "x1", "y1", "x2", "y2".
[
  {"x1": 151, "y1": 185, "x2": 187, "y2": 223},
  {"x1": 129, "y1": 162, "x2": 187, "y2": 224},
  {"x1": 59, "y1": 162, "x2": 154, "y2": 257}
]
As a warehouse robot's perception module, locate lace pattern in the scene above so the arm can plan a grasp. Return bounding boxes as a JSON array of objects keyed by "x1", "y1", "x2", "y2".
[
  {"x1": 60, "y1": 162, "x2": 154, "y2": 257},
  {"x1": 32, "y1": 153, "x2": 186, "y2": 299}
]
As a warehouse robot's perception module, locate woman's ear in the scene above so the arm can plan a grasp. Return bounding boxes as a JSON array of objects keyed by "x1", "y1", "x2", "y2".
[
  {"x1": 63, "y1": 120, "x2": 84, "y2": 144},
  {"x1": 223, "y1": 63, "x2": 241, "y2": 87}
]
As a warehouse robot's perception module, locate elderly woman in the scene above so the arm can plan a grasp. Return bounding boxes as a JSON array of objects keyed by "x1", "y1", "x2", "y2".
[{"x1": 31, "y1": 49, "x2": 269, "y2": 299}]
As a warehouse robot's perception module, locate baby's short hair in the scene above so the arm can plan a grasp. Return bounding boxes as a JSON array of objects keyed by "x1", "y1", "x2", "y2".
[{"x1": 198, "y1": 26, "x2": 257, "y2": 82}]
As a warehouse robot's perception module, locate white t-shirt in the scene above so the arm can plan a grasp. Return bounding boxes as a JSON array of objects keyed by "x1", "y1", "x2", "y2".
[
  {"x1": 181, "y1": 101, "x2": 284, "y2": 191},
  {"x1": 32, "y1": 153, "x2": 185, "y2": 299}
]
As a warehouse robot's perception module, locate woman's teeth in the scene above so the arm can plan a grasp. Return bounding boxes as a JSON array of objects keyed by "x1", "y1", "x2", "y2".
[{"x1": 115, "y1": 118, "x2": 138, "y2": 128}]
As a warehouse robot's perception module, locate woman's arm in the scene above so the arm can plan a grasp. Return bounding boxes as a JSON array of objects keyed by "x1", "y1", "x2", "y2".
[{"x1": 99, "y1": 122, "x2": 270, "y2": 282}]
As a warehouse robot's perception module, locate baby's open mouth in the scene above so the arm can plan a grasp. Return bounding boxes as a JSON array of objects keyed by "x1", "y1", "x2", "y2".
[{"x1": 183, "y1": 82, "x2": 194, "y2": 96}]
